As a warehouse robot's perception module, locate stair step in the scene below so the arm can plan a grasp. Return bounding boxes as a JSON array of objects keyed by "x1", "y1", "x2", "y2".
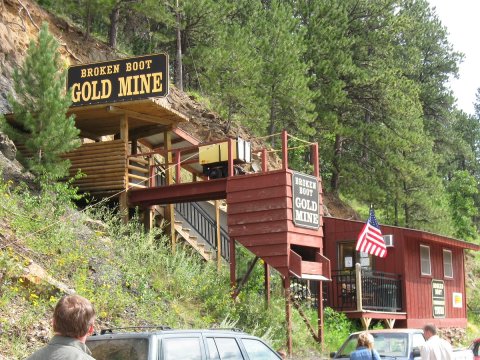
[
  {"x1": 189, "y1": 235, "x2": 198, "y2": 240},
  {"x1": 182, "y1": 228, "x2": 191, "y2": 232},
  {"x1": 174, "y1": 221, "x2": 183, "y2": 225}
]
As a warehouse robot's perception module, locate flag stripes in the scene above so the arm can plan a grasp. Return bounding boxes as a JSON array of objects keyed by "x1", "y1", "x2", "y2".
[{"x1": 355, "y1": 208, "x2": 387, "y2": 258}]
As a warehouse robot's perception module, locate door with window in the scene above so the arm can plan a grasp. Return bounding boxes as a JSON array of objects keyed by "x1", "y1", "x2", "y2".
[{"x1": 338, "y1": 242, "x2": 374, "y2": 271}]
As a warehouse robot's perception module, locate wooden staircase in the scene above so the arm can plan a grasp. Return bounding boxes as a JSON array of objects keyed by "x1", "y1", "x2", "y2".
[
  {"x1": 153, "y1": 202, "x2": 227, "y2": 262},
  {"x1": 174, "y1": 219, "x2": 214, "y2": 261}
]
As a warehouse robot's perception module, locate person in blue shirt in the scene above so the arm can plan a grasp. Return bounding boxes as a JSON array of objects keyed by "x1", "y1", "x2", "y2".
[{"x1": 350, "y1": 332, "x2": 381, "y2": 360}]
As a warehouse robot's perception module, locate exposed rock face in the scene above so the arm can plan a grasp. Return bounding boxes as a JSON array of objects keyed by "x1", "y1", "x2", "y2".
[
  {"x1": 0, "y1": 132, "x2": 35, "y2": 186},
  {"x1": 0, "y1": 0, "x2": 121, "y2": 113},
  {"x1": 0, "y1": 132, "x2": 16, "y2": 160}
]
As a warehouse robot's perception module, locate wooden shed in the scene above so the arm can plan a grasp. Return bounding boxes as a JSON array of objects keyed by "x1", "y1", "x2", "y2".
[{"x1": 323, "y1": 217, "x2": 480, "y2": 329}]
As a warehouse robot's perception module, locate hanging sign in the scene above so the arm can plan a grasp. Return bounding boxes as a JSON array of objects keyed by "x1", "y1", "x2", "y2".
[
  {"x1": 432, "y1": 279, "x2": 445, "y2": 318},
  {"x1": 67, "y1": 53, "x2": 168, "y2": 106},
  {"x1": 292, "y1": 172, "x2": 320, "y2": 229}
]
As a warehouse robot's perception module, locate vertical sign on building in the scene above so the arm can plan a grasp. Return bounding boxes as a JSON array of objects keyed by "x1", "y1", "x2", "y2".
[
  {"x1": 292, "y1": 172, "x2": 320, "y2": 229},
  {"x1": 432, "y1": 279, "x2": 445, "y2": 318}
]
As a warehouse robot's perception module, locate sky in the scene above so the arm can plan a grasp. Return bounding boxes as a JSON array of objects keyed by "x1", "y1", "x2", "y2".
[{"x1": 428, "y1": 0, "x2": 480, "y2": 115}]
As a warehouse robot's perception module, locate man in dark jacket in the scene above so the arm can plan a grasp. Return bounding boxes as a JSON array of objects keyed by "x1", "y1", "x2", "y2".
[{"x1": 26, "y1": 294, "x2": 96, "y2": 360}]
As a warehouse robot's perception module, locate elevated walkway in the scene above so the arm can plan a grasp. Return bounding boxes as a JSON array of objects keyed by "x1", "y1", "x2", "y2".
[{"x1": 128, "y1": 132, "x2": 330, "y2": 282}]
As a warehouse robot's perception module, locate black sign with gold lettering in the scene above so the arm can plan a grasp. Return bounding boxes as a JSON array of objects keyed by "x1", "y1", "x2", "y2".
[
  {"x1": 67, "y1": 54, "x2": 168, "y2": 107},
  {"x1": 292, "y1": 172, "x2": 320, "y2": 229},
  {"x1": 432, "y1": 279, "x2": 445, "y2": 318}
]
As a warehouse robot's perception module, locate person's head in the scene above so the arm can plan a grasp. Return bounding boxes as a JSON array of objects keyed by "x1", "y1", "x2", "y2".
[
  {"x1": 357, "y1": 331, "x2": 375, "y2": 349},
  {"x1": 53, "y1": 294, "x2": 95, "y2": 339},
  {"x1": 423, "y1": 324, "x2": 437, "y2": 340}
]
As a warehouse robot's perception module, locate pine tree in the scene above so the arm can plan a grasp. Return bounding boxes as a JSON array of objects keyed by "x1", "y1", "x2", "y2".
[
  {"x1": 255, "y1": 0, "x2": 315, "y2": 139},
  {"x1": 1, "y1": 22, "x2": 80, "y2": 181}
]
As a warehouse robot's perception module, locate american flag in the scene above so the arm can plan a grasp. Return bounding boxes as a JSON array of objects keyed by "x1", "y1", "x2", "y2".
[{"x1": 355, "y1": 207, "x2": 387, "y2": 258}]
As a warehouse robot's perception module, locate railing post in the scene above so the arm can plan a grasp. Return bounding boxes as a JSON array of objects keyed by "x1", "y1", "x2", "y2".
[
  {"x1": 261, "y1": 149, "x2": 268, "y2": 172},
  {"x1": 228, "y1": 138, "x2": 234, "y2": 177},
  {"x1": 355, "y1": 263, "x2": 363, "y2": 311},
  {"x1": 149, "y1": 157, "x2": 154, "y2": 187},
  {"x1": 175, "y1": 150, "x2": 181, "y2": 184},
  {"x1": 215, "y1": 200, "x2": 221, "y2": 271},
  {"x1": 282, "y1": 130, "x2": 288, "y2": 170}
]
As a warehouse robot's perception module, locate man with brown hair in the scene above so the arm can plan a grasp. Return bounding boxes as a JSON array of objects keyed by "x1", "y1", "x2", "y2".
[
  {"x1": 26, "y1": 294, "x2": 96, "y2": 360},
  {"x1": 421, "y1": 323, "x2": 453, "y2": 360}
]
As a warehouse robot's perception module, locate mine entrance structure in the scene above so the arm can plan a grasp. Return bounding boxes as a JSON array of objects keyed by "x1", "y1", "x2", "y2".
[
  {"x1": 128, "y1": 130, "x2": 331, "y2": 354},
  {"x1": 9, "y1": 52, "x2": 330, "y2": 353}
]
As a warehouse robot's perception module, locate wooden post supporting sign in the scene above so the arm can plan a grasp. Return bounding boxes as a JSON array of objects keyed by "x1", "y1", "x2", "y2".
[
  {"x1": 215, "y1": 200, "x2": 222, "y2": 271},
  {"x1": 119, "y1": 114, "x2": 129, "y2": 224},
  {"x1": 264, "y1": 262, "x2": 271, "y2": 307},
  {"x1": 164, "y1": 130, "x2": 176, "y2": 251},
  {"x1": 285, "y1": 276, "x2": 293, "y2": 356}
]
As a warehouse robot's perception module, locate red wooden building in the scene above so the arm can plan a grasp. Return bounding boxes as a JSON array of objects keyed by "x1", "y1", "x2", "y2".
[{"x1": 323, "y1": 217, "x2": 480, "y2": 329}]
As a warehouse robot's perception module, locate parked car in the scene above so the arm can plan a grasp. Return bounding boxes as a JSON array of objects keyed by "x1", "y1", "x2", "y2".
[
  {"x1": 330, "y1": 329, "x2": 473, "y2": 360},
  {"x1": 469, "y1": 338, "x2": 480, "y2": 360},
  {"x1": 86, "y1": 327, "x2": 282, "y2": 360}
]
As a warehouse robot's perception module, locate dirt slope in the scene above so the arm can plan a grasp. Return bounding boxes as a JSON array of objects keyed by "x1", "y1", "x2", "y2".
[{"x1": 0, "y1": 0, "x2": 357, "y2": 219}]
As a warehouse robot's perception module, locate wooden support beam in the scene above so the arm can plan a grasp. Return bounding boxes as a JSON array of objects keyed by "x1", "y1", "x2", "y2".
[
  {"x1": 261, "y1": 149, "x2": 268, "y2": 172},
  {"x1": 355, "y1": 263, "x2": 363, "y2": 311},
  {"x1": 164, "y1": 130, "x2": 176, "y2": 251},
  {"x1": 361, "y1": 317, "x2": 372, "y2": 330},
  {"x1": 232, "y1": 257, "x2": 259, "y2": 299},
  {"x1": 291, "y1": 295, "x2": 320, "y2": 342},
  {"x1": 143, "y1": 206, "x2": 153, "y2": 231},
  {"x1": 318, "y1": 281, "x2": 324, "y2": 352},
  {"x1": 264, "y1": 262, "x2": 271, "y2": 307},
  {"x1": 285, "y1": 276, "x2": 293, "y2": 356},
  {"x1": 120, "y1": 114, "x2": 129, "y2": 224},
  {"x1": 383, "y1": 319, "x2": 395, "y2": 329},
  {"x1": 175, "y1": 151, "x2": 181, "y2": 183},
  {"x1": 230, "y1": 238, "x2": 236, "y2": 293},
  {"x1": 106, "y1": 105, "x2": 178, "y2": 124},
  {"x1": 215, "y1": 200, "x2": 222, "y2": 272}
]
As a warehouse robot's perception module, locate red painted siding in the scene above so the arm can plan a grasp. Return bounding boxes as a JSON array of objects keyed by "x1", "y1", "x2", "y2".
[
  {"x1": 227, "y1": 170, "x2": 324, "y2": 277},
  {"x1": 323, "y1": 217, "x2": 470, "y2": 328}
]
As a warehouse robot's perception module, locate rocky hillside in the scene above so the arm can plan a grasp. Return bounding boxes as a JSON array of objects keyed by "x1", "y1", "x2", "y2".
[{"x1": 0, "y1": 0, "x2": 357, "y2": 218}]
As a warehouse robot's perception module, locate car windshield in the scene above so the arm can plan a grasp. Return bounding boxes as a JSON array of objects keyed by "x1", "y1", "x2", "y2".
[{"x1": 338, "y1": 333, "x2": 409, "y2": 358}]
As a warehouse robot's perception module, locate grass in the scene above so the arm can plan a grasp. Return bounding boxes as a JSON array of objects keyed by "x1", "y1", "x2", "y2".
[{"x1": 0, "y1": 178, "x2": 353, "y2": 358}]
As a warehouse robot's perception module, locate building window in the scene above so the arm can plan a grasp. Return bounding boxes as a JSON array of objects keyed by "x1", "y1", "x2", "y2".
[
  {"x1": 420, "y1": 245, "x2": 431, "y2": 276},
  {"x1": 443, "y1": 249, "x2": 453, "y2": 278}
]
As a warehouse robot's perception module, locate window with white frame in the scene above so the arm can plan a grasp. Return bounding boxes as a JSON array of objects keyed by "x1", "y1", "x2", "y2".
[
  {"x1": 420, "y1": 245, "x2": 431, "y2": 276},
  {"x1": 443, "y1": 249, "x2": 453, "y2": 278}
]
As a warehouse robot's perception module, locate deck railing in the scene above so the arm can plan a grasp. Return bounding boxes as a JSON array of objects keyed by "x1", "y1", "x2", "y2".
[
  {"x1": 329, "y1": 264, "x2": 402, "y2": 312},
  {"x1": 175, "y1": 202, "x2": 230, "y2": 261},
  {"x1": 293, "y1": 264, "x2": 403, "y2": 312}
]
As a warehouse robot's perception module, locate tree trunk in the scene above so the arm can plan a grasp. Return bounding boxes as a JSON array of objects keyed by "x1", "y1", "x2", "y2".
[
  {"x1": 330, "y1": 134, "x2": 343, "y2": 194},
  {"x1": 403, "y1": 181, "x2": 410, "y2": 227},
  {"x1": 109, "y1": 4, "x2": 120, "y2": 48},
  {"x1": 84, "y1": 1, "x2": 92, "y2": 39},
  {"x1": 175, "y1": 0, "x2": 183, "y2": 91},
  {"x1": 269, "y1": 85, "x2": 276, "y2": 146},
  {"x1": 394, "y1": 197, "x2": 398, "y2": 226}
]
